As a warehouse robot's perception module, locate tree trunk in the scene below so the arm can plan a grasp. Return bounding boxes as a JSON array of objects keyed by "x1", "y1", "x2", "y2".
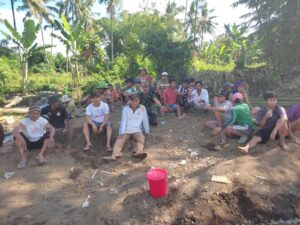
[
  {"x1": 111, "y1": 14, "x2": 114, "y2": 62},
  {"x1": 10, "y1": 0, "x2": 22, "y2": 71},
  {"x1": 184, "y1": 0, "x2": 189, "y2": 38},
  {"x1": 40, "y1": 19, "x2": 50, "y2": 67},
  {"x1": 22, "y1": 61, "x2": 28, "y2": 96}
]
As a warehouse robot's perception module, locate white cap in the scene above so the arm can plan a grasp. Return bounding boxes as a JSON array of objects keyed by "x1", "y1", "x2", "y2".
[
  {"x1": 161, "y1": 72, "x2": 168, "y2": 76},
  {"x1": 61, "y1": 95, "x2": 71, "y2": 103}
]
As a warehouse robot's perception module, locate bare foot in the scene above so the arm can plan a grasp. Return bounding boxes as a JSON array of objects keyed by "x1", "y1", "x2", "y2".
[
  {"x1": 279, "y1": 142, "x2": 290, "y2": 151},
  {"x1": 291, "y1": 137, "x2": 300, "y2": 145},
  {"x1": 237, "y1": 145, "x2": 249, "y2": 154},
  {"x1": 212, "y1": 127, "x2": 222, "y2": 136},
  {"x1": 178, "y1": 114, "x2": 186, "y2": 120}
]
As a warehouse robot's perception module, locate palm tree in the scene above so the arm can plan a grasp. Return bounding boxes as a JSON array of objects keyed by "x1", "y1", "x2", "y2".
[
  {"x1": 56, "y1": 0, "x2": 94, "y2": 26},
  {"x1": 99, "y1": 0, "x2": 121, "y2": 62},
  {"x1": 185, "y1": 0, "x2": 216, "y2": 48}
]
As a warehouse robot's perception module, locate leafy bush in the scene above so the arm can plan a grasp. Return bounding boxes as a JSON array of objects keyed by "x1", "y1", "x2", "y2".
[
  {"x1": 189, "y1": 57, "x2": 235, "y2": 73},
  {"x1": 0, "y1": 57, "x2": 21, "y2": 94},
  {"x1": 28, "y1": 73, "x2": 73, "y2": 93}
]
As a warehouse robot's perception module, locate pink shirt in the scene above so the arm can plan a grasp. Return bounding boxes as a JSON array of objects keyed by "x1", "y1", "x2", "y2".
[{"x1": 163, "y1": 88, "x2": 177, "y2": 105}]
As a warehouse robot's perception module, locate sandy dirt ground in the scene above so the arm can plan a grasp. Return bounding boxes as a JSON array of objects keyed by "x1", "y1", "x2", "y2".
[{"x1": 0, "y1": 108, "x2": 300, "y2": 225}]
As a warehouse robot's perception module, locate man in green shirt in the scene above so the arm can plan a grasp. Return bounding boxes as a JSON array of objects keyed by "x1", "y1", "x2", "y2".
[
  {"x1": 139, "y1": 83, "x2": 162, "y2": 126},
  {"x1": 221, "y1": 92, "x2": 253, "y2": 145}
]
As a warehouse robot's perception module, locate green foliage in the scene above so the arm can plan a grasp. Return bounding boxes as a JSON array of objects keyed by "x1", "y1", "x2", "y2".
[
  {"x1": 233, "y1": 0, "x2": 300, "y2": 76},
  {"x1": 0, "y1": 57, "x2": 21, "y2": 95},
  {"x1": 189, "y1": 57, "x2": 235, "y2": 73},
  {"x1": 28, "y1": 73, "x2": 73, "y2": 93}
]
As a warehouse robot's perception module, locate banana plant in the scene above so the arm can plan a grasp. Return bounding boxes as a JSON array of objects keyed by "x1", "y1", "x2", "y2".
[
  {"x1": 2, "y1": 19, "x2": 51, "y2": 95},
  {"x1": 52, "y1": 14, "x2": 84, "y2": 88}
]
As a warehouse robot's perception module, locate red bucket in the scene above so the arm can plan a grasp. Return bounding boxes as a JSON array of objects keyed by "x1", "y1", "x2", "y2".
[{"x1": 147, "y1": 168, "x2": 168, "y2": 198}]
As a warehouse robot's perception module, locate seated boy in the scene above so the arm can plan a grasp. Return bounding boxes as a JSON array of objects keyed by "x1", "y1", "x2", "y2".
[
  {"x1": 221, "y1": 93, "x2": 253, "y2": 145},
  {"x1": 161, "y1": 80, "x2": 185, "y2": 119},
  {"x1": 120, "y1": 78, "x2": 134, "y2": 105},
  {"x1": 103, "y1": 95, "x2": 149, "y2": 161},
  {"x1": 83, "y1": 92, "x2": 112, "y2": 151},
  {"x1": 13, "y1": 105, "x2": 55, "y2": 169},
  {"x1": 177, "y1": 79, "x2": 191, "y2": 111},
  {"x1": 61, "y1": 95, "x2": 76, "y2": 119},
  {"x1": 238, "y1": 91, "x2": 289, "y2": 154},
  {"x1": 139, "y1": 83, "x2": 162, "y2": 126},
  {"x1": 287, "y1": 104, "x2": 300, "y2": 144},
  {"x1": 41, "y1": 95, "x2": 69, "y2": 133},
  {"x1": 205, "y1": 89, "x2": 233, "y2": 135}
]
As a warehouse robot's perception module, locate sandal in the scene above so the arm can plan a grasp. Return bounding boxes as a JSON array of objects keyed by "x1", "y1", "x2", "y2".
[
  {"x1": 102, "y1": 156, "x2": 117, "y2": 163},
  {"x1": 83, "y1": 144, "x2": 92, "y2": 151},
  {"x1": 36, "y1": 156, "x2": 48, "y2": 164},
  {"x1": 106, "y1": 146, "x2": 113, "y2": 152},
  {"x1": 17, "y1": 159, "x2": 27, "y2": 169},
  {"x1": 132, "y1": 152, "x2": 148, "y2": 159}
]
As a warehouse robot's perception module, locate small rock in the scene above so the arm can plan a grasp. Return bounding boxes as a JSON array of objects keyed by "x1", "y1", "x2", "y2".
[
  {"x1": 179, "y1": 160, "x2": 187, "y2": 165},
  {"x1": 109, "y1": 189, "x2": 118, "y2": 194},
  {"x1": 4, "y1": 172, "x2": 15, "y2": 179},
  {"x1": 190, "y1": 151, "x2": 199, "y2": 157}
]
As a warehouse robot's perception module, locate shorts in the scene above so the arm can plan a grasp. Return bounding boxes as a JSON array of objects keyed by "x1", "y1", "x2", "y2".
[
  {"x1": 16, "y1": 132, "x2": 50, "y2": 150},
  {"x1": 210, "y1": 118, "x2": 231, "y2": 126},
  {"x1": 254, "y1": 126, "x2": 276, "y2": 144},
  {"x1": 88, "y1": 122, "x2": 111, "y2": 133},
  {"x1": 166, "y1": 104, "x2": 177, "y2": 111},
  {"x1": 232, "y1": 125, "x2": 253, "y2": 136}
]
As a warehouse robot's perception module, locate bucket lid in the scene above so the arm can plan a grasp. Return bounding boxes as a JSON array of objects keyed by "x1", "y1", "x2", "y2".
[{"x1": 147, "y1": 168, "x2": 167, "y2": 180}]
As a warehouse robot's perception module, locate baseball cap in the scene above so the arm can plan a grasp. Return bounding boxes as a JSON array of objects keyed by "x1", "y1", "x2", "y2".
[
  {"x1": 125, "y1": 78, "x2": 134, "y2": 84},
  {"x1": 61, "y1": 95, "x2": 71, "y2": 103},
  {"x1": 90, "y1": 92, "x2": 100, "y2": 98},
  {"x1": 29, "y1": 104, "x2": 41, "y2": 112},
  {"x1": 232, "y1": 92, "x2": 244, "y2": 103},
  {"x1": 96, "y1": 81, "x2": 108, "y2": 89},
  {"x1": 129, "y1": 95, "x2": 139, "y2": 100},
  {"x1": 223, "y1": 81, "x2": 233, "y2": 88},
  {"x1": 234, "y1": 80, "x2": 245, "y2": 88},
  {"x1": 217, "y1": 89, "x2": 227, "y2": 97},
  {"x1": 161, "y1": 72, "x2": 168, "y2": 76},
  {"x1": 133, "y1": 79, "x2": 141, "y2": 84},
  {"x1": 48, "y1": 95, "x2": 60, "y2": 104}
]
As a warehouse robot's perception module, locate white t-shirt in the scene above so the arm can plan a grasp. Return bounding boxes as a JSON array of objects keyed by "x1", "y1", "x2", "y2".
[
  {"x1": 21, "y1": 117, "x2": 48, "y2": 142},
  {"x1": 191, "y1": 89, "x2": 209, "y2": 105},
  {"x1": 86, "y1": 102, "x2": 109, "y2": 123}
]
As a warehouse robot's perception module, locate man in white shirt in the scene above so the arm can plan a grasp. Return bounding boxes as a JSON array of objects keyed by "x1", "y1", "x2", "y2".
[
  {"x1": 83, "y1": 92, "x2": 113, "y2": 151},
  {"x1": 103, "y1": 95, "x2": 149, "y2": 162},
  {"x1": 188, "y1": 80, "x2": 209, "y2": 111},
  {"x1": 12, "y1": 105, "x2": 55, "y2": 169}
]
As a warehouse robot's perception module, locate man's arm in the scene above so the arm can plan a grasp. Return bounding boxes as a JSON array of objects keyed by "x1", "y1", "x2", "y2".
[
  {"x1": 12, "y1": 123, "x2": 24, "y2": 137},
  {"x1": 119, "y1": 107, "x2": 127, "y2": 135},
  {"x1": 203, "y1": 89, "x2": 209, "y2": 104},
  {"x1": 258, "y1": 110, "x2": 271, "y2": 128},
  {"x1": 153, "y1": 97, "x2": 162, "y2": 107},
  {"x1": 142, "y1": 108, "x2": 150, "y2": 134},
  {"x1": 209, "y1": 106, "x2": 225, "y2": 113},
  {"x1": 270, "y1": 108, "x2": 288, "y2": 140},
  {"x1": 45, "y1": 122, "x2": 55, "y2": 147},
  {"x1": 223, "y1": 109, "x2": 236, "y2": 127}
]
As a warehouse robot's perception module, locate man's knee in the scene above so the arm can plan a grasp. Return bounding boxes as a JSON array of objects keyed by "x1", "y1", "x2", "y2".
[{"x1": 225, "y1": 126, "x2": 233, "y2": 133}]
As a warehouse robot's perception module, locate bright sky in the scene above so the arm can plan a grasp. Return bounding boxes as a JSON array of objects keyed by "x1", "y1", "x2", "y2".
[{"x1": 0, "y1": 0, "x2": 249, "y2": 54}]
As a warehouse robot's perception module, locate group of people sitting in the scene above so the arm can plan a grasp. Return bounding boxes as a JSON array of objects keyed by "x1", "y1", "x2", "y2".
[{"x1": 7, "y1": 68, "x2": 300, "y2": 169}]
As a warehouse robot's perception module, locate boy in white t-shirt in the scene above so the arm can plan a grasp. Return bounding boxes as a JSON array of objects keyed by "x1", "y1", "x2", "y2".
[
  {"x1": 83, "y1": 92, "x2": 113, "y2": 151},
  {"x1": 12, "y1": 105, "x2": 55, "y2": 169}
]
